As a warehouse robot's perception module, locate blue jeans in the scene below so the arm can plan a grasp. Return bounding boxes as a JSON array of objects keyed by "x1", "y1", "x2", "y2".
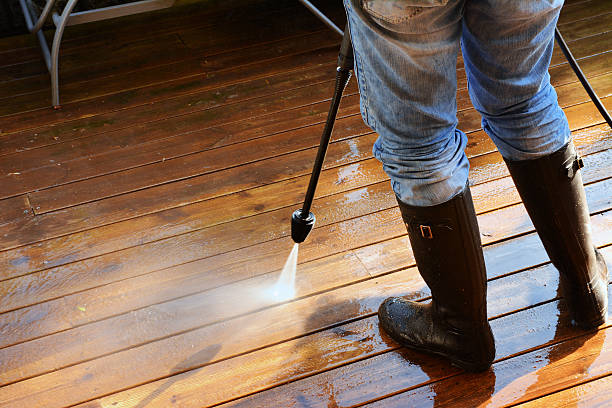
[{"x1": 345, "y1": 0, "x2": 571, "y2": 206}]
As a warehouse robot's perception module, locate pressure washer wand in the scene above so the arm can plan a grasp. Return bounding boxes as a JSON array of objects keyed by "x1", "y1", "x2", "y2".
[{"x1": 291, "y1": 28, "x2": 354, "y2": 243}]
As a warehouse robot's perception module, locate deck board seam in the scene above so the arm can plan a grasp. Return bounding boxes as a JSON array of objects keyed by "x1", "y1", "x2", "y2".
[
  {"x1": 4, "y1": 85, "x2": 610, "y2": 211},
  {"x1": 1, "y1": 58, "x2": 608, "y2": 179},
  {"x1": 504, "y1": 371, "x2": 612, "y2": 407},
  {"x1": 1, "y1": 143, "x2": 609, "y2": 287},
  {"x1": 1, "y1": 21, "x2": 608, "y2": 134},
  {"x1": 0, "y1": 0, "x2": 306, "y2": 68},
  {"x1": 0, "y1": 27, "x2": 337, "y2": 97},
  {"x1": 0, "y1": 217, "x2": 609, "y2": 380}
]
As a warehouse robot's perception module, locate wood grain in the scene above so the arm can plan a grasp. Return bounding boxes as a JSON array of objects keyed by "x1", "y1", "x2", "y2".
[
  {"x1": 0, "y1": 180, "x2": 609, "y2": 399},
  {"x1": 21, "y1": 71, "x2": 612, "y2": 214},
  {"x1": 0, "y1": 0, "x2": 610, "y2": 406},
  {"x1": 515, "y1": 374, "x2": 612, "y2": 407},
  {"x1": 1, "y1": 148, "x2": 609, "y2": 350},
  {"x1": 57, "y1": 282, "x2": 612, "y2": 407},
  {"x1": 0, "y1": 121, "x2": 609, "y2": 288}
]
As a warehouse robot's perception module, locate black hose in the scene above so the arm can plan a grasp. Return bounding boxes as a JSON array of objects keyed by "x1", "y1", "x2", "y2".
[{"x1": 555, "y1": 28, "x2": 612, "y2": 128}]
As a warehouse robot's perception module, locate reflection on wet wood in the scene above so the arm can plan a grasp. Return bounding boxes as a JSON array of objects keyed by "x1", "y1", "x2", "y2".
[
  {"x1": 0, "y1": 0, "x2": 610, "y2": 406},
  {"x1": 516, "y1": 373, "x2": 612, "y2": 407},
  {"x1": 22, "y1": 73, "x2": 612, "y2": 214}
]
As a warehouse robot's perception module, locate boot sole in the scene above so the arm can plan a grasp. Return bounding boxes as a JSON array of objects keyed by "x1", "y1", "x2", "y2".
[
  {"x1": 379, "y1": 316, "x2": 493, "y2": 373},
  {"x1": 394, "y1": 337, "x2": 493, "y2": 373}
]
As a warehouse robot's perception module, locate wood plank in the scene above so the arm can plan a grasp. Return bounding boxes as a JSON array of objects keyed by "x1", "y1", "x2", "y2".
[
  {"x1": 0, "y1": 121, "x2": 609, "y2": 285},
  {"x1": 0, "y1": 176, "x2": 609, "y2": 394},
  {"x1": 2, "y1": 92, "x2": 608, "y2": 257},
  {"x1": 0, "y1": 47, "x2": 347, "y2": 133},
  {"x1": 558, "y1": 0, "x2": 612, "y2": 25},
  {"x1": 557, "y1": 12, "x2": 612, "y2": 42},
  {"x1": 0, "y1": 60, "x2": 357, "y2": 170},
  {"x1": 0, "y1": 131, "x2": 375, "y2": 250},
  {"x1": 21, "y1": 111, "x2": 370, "y2": 213},
  {"x1": 198, "y1": 289, "x2": 612, "y2": 408},
  {"x1": 361, "y1": 325, "x2": 612, "y2": 408},
  {"x1": 0, "y1": 0, "x2": 593, "y2": 75},
  {"x1": 0, "y1": 33, "x2": 607, "y2": 176},
  {"x1": 0, "y1": 67, "x2": 359, "y2": 196},
  {"x1": 0, "y1": 0, "x2": 316, "y2": 74},
  {"x1": 0, "y1": 0, "x2": 299, "y2": 66},
  {"x1": 7, "y1": 0, "x2": 599, "y2": 69},
  {"x1": 0, "y1": 39, "x2": 344, "y2": 138},
  {"x1": 10, "y1": 260, "x2": 608, "y2": 408},
  {"x1": 1, "y1": 61, "x2": 609, "y2": 200},
  {"x1": 0, "y1": 80, "x2": 358, "y2": 166},
  {"x1": 0, "y1": 139, "x2": 378, "y2": 278},
  {"x1": 0, "y1": 34, "x2": 606, "y2": 173},
  {"x1": 0, "y1": 7, "x2": 608, "y2": 140},
  {"x1": 550, "y1": 31, "x2": 612, "y2": 66},
  {"x1": 0, "y1": 28, "x2": 337, "y2": 103},
  {"x1": 0, "y1": 8, "x2": 346, "y2": 115},
  {"x1": 1, "y1": 153, "x2": 610, "y2": 351},
  {"x1": 22, "y1": 70, "x2": 612, "y2": 214},
  {"x1": 515, "y1": 374, "x2": 612, "y2": 407},
  {"x1": 0, "y1": 196, "x2": 32, "y2": 226},
  {"x1": 0, "y1": 3, "x2": 601, "y2": 76},
  {"x1": 0, "y1": 2, "x2": 609, "y2": 405},
  {"x1": 0, "y1": 32, "x2": 191, "y2": 83},
  {"x1": 0, "y1": 7, "x2": 345, "y2": 110}
]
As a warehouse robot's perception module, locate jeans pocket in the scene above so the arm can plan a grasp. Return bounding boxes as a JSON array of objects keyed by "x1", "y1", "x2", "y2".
[{"x1": 361, "y1": 0, "x2": 451, "y2": 25}]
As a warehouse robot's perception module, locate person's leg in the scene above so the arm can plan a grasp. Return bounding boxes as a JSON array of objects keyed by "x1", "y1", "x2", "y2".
[
  {"x1": 462, "y1": 0, "x2": 607, "y2": 328},
  {"x1": 461, "y1": 0, "x2": 569, "y2": 161},
  {"x1": 345, "y1": 0, "x2": 468, "y2": 206},
  {"x1": 345, "y1": 0, "x2": 495, "y2": 371}
]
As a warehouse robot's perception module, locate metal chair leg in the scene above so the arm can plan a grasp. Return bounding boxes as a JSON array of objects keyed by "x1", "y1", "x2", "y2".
[
  {"x1": 50, "y1": 0, "x2": 80, "y2": 109},
  {"x1": 19, "y1": 0, "x2": 59, "y2": 33}
]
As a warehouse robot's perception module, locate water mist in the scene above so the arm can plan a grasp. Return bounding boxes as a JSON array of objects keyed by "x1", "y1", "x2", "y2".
[{"x1": 270, "y1": 243, "x2": 300, "y2": 301}]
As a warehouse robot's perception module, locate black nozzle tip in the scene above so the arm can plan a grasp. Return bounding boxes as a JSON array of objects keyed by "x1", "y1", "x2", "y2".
[{"x1": 291, "y1": 209, "x2": 316, "y2": 243}]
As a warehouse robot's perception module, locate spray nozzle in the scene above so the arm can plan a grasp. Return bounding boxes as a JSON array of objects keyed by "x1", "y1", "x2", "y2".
[{"x1": 291, "y1": 209, "x2": 316, "y2": 243}]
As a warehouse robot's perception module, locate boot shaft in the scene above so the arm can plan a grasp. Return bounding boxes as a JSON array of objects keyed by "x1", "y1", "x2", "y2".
[
  {"x1": 505, "y1": 142, "x2": 608, "y2": 328},
  {"x1": 505, "y1": 142, "x2": 598, "y2": 276},
  {"x1": 396, "y1": 185, "x2": 489, "y2": 328}
]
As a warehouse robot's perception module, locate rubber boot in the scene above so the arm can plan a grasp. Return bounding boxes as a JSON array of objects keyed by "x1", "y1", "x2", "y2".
[
  {"x1": 505, "y1": 142, "x2": 608, "y2": 329},
  {"x1": 378, "y1": 185, "x2": 495, "y2": 372}
]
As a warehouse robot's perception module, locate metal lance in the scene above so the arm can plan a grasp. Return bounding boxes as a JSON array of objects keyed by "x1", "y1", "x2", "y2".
[{"x1": 291, "y1": 28, "x2": 354, "y2": 243}]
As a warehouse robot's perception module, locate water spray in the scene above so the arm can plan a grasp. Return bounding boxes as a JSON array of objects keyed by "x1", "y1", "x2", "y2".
[{"x1": 291, "y1": 27, "x2": 354, "y2": 244}]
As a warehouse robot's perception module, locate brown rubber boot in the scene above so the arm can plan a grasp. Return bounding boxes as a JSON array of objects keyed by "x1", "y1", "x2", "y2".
[
  {"x1": 505, "y1": 142, "x2": 608, "y2": 329},
  {"x1": 378, "y1": 185, "x2": 495, "y2": 372}
]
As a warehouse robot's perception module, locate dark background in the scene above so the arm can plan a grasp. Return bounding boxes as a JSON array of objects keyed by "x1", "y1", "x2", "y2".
[{"x1": 1, "y1": 0, "x2": 28, "y2": 37}]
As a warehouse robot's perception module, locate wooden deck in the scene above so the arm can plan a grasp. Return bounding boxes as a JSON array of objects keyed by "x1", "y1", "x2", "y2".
[{"x1": 0, "y1": 0, "x2": 611, "y2": 406}]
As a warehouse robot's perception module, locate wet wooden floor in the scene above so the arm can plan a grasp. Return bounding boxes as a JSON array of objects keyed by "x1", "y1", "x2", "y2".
[{"x1": 0, "y1": 0, "x2": 611, "y2": 406}]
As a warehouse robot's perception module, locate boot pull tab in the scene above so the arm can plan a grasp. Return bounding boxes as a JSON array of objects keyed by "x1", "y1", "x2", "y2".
[
  {"x1": 565, "y1": 155, "x2": 584, "y2": 180},
  {"x1": 409, "y1": 220, "x2": 453, "y2": 239},
  {"x1": 420, "y1": 225, "x2": 433, "y2": 239},
  {"x1": 407, "y1": 221, "x2": 435, "y2": 239}
]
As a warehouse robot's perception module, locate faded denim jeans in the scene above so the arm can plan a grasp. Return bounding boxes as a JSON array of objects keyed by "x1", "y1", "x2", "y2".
[{"x1": 344, "y1": 0, "x2": 571, "y2": 206}]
